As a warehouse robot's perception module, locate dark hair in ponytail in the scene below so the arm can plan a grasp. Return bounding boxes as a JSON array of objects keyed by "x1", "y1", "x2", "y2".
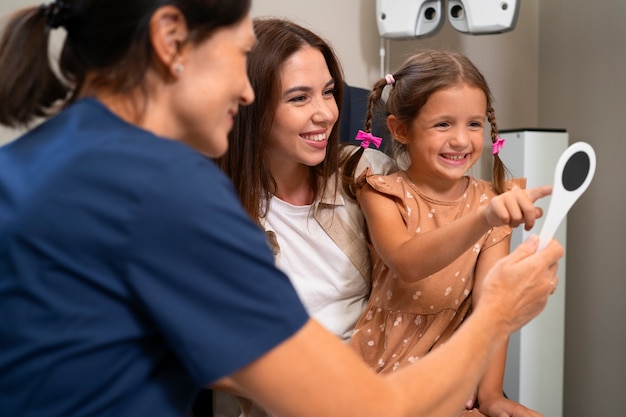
[
  {"x1": 0, "y1": 7, "x2": 68, "y2": 127},
  {"x1": 0, "y1": 0, "x2": 251, "y2": 128}
]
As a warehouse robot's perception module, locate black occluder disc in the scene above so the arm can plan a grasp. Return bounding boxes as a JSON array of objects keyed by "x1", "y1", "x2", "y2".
[{"x1": 562, "y1": 151, "x2": 590, "y2": 191}]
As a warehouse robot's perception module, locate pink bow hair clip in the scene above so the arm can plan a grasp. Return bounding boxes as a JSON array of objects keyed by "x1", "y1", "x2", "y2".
[
  {"x1": 492, "y1": 137, "x2": 505, "y2": 155},
  {"x1": 355, "y1": 130, "x2": 383, "y2": 149}
]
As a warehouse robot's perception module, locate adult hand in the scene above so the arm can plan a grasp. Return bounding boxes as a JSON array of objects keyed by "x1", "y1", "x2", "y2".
[
  {"x1": 483, "y1": 186, "x2": 552, "y2": 231},
  {"x1": 473, "y1": 234, "x2": 563, "y2": 334}
]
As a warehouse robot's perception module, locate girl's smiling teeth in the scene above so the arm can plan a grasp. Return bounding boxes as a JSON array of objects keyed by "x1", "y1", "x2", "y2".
[{"x1": 441, "y1": 153, "x2": 469, "y2": 160}]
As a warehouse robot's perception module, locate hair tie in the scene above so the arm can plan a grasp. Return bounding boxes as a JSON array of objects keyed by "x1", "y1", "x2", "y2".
[
  {"x1": 384, "y1": 74, "x2": 395, "y2": 86},
  {"x1": 492, "y1": 137, "x2": 505, "y2": 155},
  {"x1": 39, "y1": 0, "x2": 71, "y2": 29},
  {"x1": 355, "y1": 130, "x2": 383, "y2": 149}
]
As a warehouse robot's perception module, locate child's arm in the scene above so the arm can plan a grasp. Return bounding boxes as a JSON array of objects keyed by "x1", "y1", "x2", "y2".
[{"x1": 358, "y1": 183, "x2": 551, "y2": 282}]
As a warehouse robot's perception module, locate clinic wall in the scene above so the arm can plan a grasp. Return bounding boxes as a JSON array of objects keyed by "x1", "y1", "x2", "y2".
[{"x1": 539, "y1": 1, "x2": 626, "y2": 416}]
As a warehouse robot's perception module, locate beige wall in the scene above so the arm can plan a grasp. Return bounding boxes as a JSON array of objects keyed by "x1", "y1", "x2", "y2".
[{"x1": 539, "y1": 1, "x2": 626, "y2": 416}]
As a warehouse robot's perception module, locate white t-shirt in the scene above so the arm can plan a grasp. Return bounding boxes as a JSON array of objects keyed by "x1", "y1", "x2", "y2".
[{"x1": 265, "y1": 196, "x2": 368, "y2": 342}]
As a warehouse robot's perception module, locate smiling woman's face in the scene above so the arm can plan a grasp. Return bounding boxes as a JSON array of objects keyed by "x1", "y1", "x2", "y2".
[
  {"x1": 169, "y1": 13, "x2": 256, "y2": 158},
  {"x1": 265, "y1": 46, "x2": 338, "y2": 172}
]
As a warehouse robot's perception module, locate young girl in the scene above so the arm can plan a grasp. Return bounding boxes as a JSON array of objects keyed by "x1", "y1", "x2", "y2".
[{"x1": 349, "y1": 50, "x2": 549, "y2": 417}]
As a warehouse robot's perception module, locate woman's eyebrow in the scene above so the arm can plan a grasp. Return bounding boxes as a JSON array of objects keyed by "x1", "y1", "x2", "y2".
[
  {"x1": 283, "y1": 85, "x2": 311, "y2": 95},
  {"x1": 283, "y1": 79, "x2": 335, "y2": 96}
]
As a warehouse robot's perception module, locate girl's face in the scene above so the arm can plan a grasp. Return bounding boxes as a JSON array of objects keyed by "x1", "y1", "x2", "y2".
[
  {"x1": 401, "y1": 83, "x2": 487, "y2": 195},
  {"x1": 265, "y1": 46, "x2": 338, "y2": 173},
  {"x1": 170, "y1": 13, "x2": 256, "y2": 157}
]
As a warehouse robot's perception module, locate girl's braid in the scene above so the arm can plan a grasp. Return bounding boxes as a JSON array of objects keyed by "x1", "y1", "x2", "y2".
[{"x1": 487, "y1": 106, "x2": 506, "y2": 194}]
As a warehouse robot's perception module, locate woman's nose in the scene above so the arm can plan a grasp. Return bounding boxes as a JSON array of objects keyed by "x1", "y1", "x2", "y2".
[
  {"x1": 312, "y1": 99, "x2": 337, "y2": 124},
  {"x1": 239, "y1": 77, "x2": 255, "y2": 106}
]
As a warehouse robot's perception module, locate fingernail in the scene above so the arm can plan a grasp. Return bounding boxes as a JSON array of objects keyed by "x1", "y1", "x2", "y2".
[{"x1": 526, "y1": 234, "x2": 539, "y2": 244}]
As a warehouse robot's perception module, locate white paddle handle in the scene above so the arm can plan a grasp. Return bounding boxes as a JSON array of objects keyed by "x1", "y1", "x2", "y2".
[{"x1": 536, "y1": 142, "x2": 596, "y2": 251}]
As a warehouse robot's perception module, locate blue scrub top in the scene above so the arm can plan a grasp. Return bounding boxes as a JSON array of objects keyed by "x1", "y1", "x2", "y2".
[{"x1": 0, "y1": 99, "x2": 309, "y2": 417}]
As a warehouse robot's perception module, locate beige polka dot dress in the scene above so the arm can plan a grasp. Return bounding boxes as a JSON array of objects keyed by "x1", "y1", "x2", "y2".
[{"x1": 350, "y1": 171, "x2": 521, "y2": 379}]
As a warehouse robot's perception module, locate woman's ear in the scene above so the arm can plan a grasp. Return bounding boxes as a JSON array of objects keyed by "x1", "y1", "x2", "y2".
[
  {"x1": 149, "y1": 6, "x2": 189, "y2": 77},
  {"x1": 387, "y1": 115, "x2": 407, "y2": 144}
]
